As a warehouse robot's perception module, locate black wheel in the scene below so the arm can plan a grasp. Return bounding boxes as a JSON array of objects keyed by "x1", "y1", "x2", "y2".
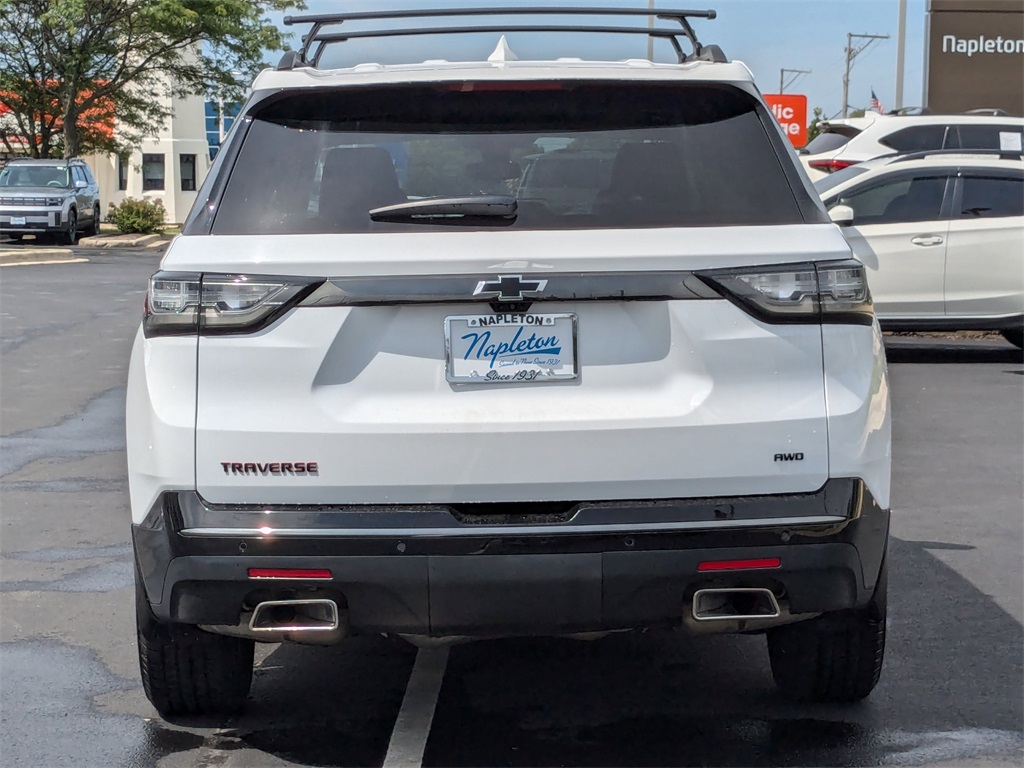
[
  {"x1": 767, "y1": 558, "x2": 887, "y2": 702},
  {"x1": 61, "y1": 209, "x2": 77, "y2": 245},
  {"x1": 1001, "y1": 328, "x2": 1023, "y2": 350},
  {"x1": 135, "y1": 566, "x2": 254, "y2": 717},
  {"x1": 84, "y1": 204, "x2": 101, "y2": 237}
]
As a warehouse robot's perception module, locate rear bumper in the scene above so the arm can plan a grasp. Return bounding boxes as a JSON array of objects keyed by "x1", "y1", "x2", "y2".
[{"x1": 133, "y1": 478, "x2": 889, "y2": 637}]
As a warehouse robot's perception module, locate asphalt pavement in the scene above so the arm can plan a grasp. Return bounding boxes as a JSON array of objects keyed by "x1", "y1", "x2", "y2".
[{"x1": 1, "y1": 250, "x2": 1021, "y2": 767}]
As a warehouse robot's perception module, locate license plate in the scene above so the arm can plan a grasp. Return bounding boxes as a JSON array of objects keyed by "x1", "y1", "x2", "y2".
[
  {"x1": 445, "y1": 313, "x2": 578, "y2": 383},
  {"x1": 10, "y1": 217, "x2": 26, "y2": 226}
]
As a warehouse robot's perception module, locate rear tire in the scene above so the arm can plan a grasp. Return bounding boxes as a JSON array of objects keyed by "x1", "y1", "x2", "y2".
[
  {"x1": 1001, "y1": 328, "x2": 1023, "y2": 349},
  {"x1": 135, "y1": 567, "x2": 254, "y2": 717},
  {"x1": 767, "y1": 558, "x2": 887, "y2": 702}
]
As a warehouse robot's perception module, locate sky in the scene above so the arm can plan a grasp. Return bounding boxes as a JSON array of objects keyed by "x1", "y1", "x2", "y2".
[{"x1": 265, "y1": 0, "x2": 929, "y2": 120}]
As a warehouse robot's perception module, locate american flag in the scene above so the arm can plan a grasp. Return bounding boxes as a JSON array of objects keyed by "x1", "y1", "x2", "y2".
[{"x1": 869, "y1": 89, "x2": 884, "y2": 114}]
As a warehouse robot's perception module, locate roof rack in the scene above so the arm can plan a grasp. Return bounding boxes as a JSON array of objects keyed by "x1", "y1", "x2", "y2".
[
  {"x1": 887, "y1": 148, "x2": 1022, "y2": 163},
  {"x1": 279, "y1": 7, "x2": 722, "y2": 69},
  {"x1": 962, "y1": 108, "x2": 1009, "y2": 116}
]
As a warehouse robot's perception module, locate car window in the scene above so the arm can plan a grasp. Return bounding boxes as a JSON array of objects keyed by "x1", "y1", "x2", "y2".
[
  {"x1": 879, "y1": 125, "x2": 951, "y2": 153},
  {"x1": 835, "y1": 174, "x2": 947, "y2": 225},
  {"x1": 803, "y1": 132, "x2": 853, "y2": 155},
  {"x1": 956, "y1": 124, "x2": 1024, "y2": 150},
  {"x1": 959, "y1": 175, "x2": 1024, "y2": 218},
  {"x1": 212, "y1": 83, "x2": 805, "y2": 233},
  {"x1": 72, "y1": 167, "x2": 86, "y2": 185}
]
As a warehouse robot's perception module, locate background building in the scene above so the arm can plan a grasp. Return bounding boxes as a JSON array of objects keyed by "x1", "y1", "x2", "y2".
[
  {"x1": 86, "y1": 77, "x2": 212, "y2": 224},
  {"x1": 205, "y1": 100, "x2": 240, "y2": 160}
]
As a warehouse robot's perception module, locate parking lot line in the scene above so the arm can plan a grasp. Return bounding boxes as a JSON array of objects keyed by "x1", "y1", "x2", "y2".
[
  {"x1": 382, "y1": 646, "x2": 450, "y2": 768},
  {"x1": 0, "y1": 258, "x2": 89, "y2": 267}
]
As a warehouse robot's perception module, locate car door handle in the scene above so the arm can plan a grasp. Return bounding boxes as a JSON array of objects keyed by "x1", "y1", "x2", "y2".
[{"x1": 910, "y1": 235, "x2": 944, "y2": 247}]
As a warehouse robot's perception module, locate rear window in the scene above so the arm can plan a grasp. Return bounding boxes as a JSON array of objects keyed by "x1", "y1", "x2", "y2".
[
  {"x1": 879, "y1": 125, "x2": 951, "y2": 153},
  {"x1": 803, "y1": 131, "x2": 854, "y2": 155},
  {"x1": 960, "y1": 175, "x2": 1024, "y2": 218},
  {"x1": 212, "y1": 83, "x2": 803, "y2": 233},
  {"x1": 956, "y1": 124, "x2": 1024, "y2": 150}
]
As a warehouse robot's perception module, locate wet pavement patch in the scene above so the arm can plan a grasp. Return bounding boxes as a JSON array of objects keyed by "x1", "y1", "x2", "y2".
[{"x1": 0, "y1": 640, "x2": 219, "y2": 767}]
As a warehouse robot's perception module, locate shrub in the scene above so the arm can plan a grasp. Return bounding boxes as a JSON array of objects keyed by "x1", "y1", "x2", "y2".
[{"x1": 107, "y1": 197, "x2": 166, "y2": 234}]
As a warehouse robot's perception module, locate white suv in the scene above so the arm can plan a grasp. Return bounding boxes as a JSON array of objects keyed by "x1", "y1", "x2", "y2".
[
  {"x1": 127, "y1": 7, "x2": 892, "y2": 717},
  {"x1": 800, "y1": 113, "x2": 1024, "y2": 181},
  {"x1": 816, "y1": 151, "x2": 1024, "y2": 347}
]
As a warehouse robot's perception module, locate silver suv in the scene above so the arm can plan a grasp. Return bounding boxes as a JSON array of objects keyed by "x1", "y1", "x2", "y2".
[{"x1": 0, "y1": 157, "x2": 101, "y2": 244}]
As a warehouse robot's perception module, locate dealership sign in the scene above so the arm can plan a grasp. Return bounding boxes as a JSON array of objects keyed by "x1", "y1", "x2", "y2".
[
  {"x1": 927, "y1": 0, "x2": 1022, "y2": 115},
  {"x1": 763, "y1": 94, "x2": 808, "y2": 148},
  {"x1": 942, "y1": 34, "x2": 1024, "y2": 56}
]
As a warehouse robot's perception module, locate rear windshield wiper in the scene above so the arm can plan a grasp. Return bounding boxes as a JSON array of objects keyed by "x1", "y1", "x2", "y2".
[{"x1": 368, "y1": 195, "x2": 517, "y2": 224}]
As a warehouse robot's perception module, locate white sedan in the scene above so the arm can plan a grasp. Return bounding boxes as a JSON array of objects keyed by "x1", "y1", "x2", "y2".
[{"x1": 815, "y1": 150, "x2": 1023, "y2": 348}]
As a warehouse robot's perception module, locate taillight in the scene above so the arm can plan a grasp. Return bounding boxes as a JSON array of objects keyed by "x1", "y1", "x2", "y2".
[
  {"x1": 808, "y1": 158, "x2": 860, "y2": 173},
  {"x1": 699, "y1": 260, "x2": 873, "y2": 325},
  {"x1": 143, "y1": 272, "x2": 319, "y2": 337}
]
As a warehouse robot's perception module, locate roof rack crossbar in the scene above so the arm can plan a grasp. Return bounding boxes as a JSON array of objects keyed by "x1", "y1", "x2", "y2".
[{"x1": 281, "y1": 7, "x2": 717, "y2": 68}]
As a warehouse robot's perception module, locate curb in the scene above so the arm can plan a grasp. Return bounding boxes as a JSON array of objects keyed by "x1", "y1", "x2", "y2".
[
  {"x1": 78, "y1": 233, "x2": 162, "y2": 248},
  {"x1": 0, "y1": 248, "x2": 81, "y2": 266}
]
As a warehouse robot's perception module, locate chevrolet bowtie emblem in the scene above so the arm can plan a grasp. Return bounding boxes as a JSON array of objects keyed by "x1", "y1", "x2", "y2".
[{"x1": 473, "y1": 275, "x2": 548, "y2": 301}]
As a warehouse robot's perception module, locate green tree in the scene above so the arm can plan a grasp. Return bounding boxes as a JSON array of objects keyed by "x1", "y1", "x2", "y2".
[
  {"x1": 0, "y1": 0, "x2": 298, "y2": 158},
  {"x1": 806, "y1": 106, "x2": 825, "y2": 145}
]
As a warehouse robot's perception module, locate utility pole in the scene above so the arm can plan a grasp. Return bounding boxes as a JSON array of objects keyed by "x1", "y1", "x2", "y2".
[
  {"x1": 779, "y1": 68, "x2": 812, "y2": 94},
  {"x1": 895, "y1": 0, "x2": 907, "y2": 110},
  {"x1": 842, "y1": 32, "x2": 890, "y2": 117},
  {"x1": 646, "y1": 0, "x2": 655, "y2": 61}
]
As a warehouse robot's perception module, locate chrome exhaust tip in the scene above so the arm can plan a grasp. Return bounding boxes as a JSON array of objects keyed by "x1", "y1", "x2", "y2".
[
  {"x1": 692, "y1": 587, "x2": 781, "y2": 621},
  {"x1": 249, "y1": 599, "x2": 340, "y2": 632}
]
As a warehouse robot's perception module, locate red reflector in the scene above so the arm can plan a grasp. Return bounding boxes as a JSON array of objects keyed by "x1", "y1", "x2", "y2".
[
  {"x1": 697, "y1": 558, "x2": 781, "y2": 572},
  {"x1": 247, "y1": 568, "x2": 333, "y2": 580},
  {"x1": 448, "y1": 81, "x2": 564, "y2": 92}
]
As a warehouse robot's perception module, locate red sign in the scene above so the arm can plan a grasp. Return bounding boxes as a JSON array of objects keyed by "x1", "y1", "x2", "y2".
[{"x1": 764, "y1": 94, "x2": 808, "y2": 148}]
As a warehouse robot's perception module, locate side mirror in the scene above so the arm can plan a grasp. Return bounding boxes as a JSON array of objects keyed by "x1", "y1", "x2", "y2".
[
  {"x1": 829, "y1": 204, "x2": 855, "y2": 226},
  {"x1": 75, "y1": 180, "x2": 88, "y2": 189}
]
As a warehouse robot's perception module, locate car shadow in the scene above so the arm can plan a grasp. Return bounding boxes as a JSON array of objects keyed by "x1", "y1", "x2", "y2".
[
  {"x1": 142, "y1": 536, "x2": 1023, "y2": 767},
  {"x1": 419, "y1": 535, "x2": 1023, "y2": 767}
]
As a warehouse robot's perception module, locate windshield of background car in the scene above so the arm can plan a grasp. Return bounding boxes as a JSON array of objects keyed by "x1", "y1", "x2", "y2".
[
  {"x1": 813, "y1": 164, "x2": 871, "y2": 195},
  {"x1": 212, "y1": 82, "x2": 804, "y2": 233},
  {"x1": 0, "y1": 165, "x2": 71, "y2": 188}
]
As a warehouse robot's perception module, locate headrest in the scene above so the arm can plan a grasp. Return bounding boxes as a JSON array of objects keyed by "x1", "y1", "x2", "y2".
[{"x1": 320, "y1": 146, "x2": 402, "y2": 213}]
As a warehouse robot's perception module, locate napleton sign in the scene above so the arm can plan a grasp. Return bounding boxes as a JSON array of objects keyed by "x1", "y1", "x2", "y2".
[
  {"x1": 763, "y1": 94, "x2": 808, "y2": 148},
  {"x1": 927, "y1": 0, "x2": 1023, "y2": 115}
]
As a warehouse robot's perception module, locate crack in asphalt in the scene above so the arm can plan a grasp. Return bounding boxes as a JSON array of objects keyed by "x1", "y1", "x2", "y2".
[{"x1": 0, "y1": 387, "x2": 125, "y2": 478}]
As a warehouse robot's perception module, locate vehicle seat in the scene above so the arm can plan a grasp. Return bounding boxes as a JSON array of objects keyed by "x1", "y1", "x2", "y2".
[
  {"x1": 594, "y1": 142, "x2": 687, "y2": 224},
  {"x1": 880, "y1": 179, "x2": 944, "y2": 222},
  {"x1": 318, "y1": 147, "x2": 404, "y2": 231}
]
